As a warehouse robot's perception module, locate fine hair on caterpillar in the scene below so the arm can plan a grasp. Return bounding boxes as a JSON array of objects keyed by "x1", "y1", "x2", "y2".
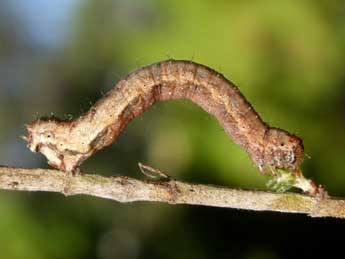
[{"x1": 24, "y1": 59, "x2": 322, "y2": 196}]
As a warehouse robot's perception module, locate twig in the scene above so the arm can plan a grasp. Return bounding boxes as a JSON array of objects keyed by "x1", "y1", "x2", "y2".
[
  {"x1": 0, "y1": 166, "x2": 344, "y2": 218},
  {"x1": 138, "y1": 162, "x2": 170, "y2": 179}
]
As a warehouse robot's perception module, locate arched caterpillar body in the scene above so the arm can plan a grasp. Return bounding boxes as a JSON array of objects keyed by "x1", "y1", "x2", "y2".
[{"x1": 25, "y1": 60, "x2": 319, "y2": 194}]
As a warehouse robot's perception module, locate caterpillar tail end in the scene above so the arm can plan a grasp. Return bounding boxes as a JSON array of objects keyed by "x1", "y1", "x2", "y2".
[
  {"x1": 293, "y1": 169, "x2": 328, "y2": 198},
  {"x1": 266, "y1": 168, "x2": 328, "y2": 198}
]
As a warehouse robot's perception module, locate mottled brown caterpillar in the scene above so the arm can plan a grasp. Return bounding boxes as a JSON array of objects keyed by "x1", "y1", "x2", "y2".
[{"x1": 24, "y1": 60, "x2": 323, "y2": 195}]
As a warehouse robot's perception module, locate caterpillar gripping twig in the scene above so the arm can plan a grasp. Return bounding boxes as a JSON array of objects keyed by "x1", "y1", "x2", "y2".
[{"x1": 24, "y1": 60, "x2": 325, "y2": 196}]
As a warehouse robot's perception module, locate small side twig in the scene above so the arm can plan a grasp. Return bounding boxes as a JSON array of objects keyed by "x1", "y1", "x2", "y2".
[
  {"x1": 0, "y1": 166, "x2": 344, "y2": 218},
  {"x1": 138, "y1": 162, "x2": 170, "y2": 180}
]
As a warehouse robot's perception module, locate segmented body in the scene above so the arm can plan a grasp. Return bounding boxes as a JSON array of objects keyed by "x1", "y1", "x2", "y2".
[{"x1": 26, "y1": 60, "x2": 304, "y2": 175}]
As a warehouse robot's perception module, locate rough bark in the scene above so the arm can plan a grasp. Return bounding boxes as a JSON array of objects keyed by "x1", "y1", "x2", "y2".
[{"x1": 0, "y1": 166, "x2": 344, "y2": 218}]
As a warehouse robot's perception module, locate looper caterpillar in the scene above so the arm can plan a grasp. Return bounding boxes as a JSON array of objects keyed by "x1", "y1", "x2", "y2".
[{"x1": 24, "y1": 60, "x2": 324, "y2": 196}]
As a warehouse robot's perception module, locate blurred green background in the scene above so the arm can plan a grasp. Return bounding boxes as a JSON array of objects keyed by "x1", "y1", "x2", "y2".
[{"x1": 1, "y1": 0, "x2": 345, "y2": 258}]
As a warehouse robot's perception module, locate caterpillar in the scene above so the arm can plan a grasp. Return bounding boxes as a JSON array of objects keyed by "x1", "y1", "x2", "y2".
[{"x1": 24, "y1": 60, "x2": 322, "y2": 195}]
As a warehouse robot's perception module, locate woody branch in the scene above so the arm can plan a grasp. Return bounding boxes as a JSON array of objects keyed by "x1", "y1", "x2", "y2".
[{"x1": 0, "y1": 166, "x2": 344, "y2": 218}]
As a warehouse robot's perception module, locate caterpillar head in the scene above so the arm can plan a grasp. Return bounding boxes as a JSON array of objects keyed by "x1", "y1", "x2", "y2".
[
  {"x1": 263, "y1": 128, "x2": 304, "y2": 172},
  {"x1": 24, "y1": 118, "x2": 86, "y2": 172}
]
